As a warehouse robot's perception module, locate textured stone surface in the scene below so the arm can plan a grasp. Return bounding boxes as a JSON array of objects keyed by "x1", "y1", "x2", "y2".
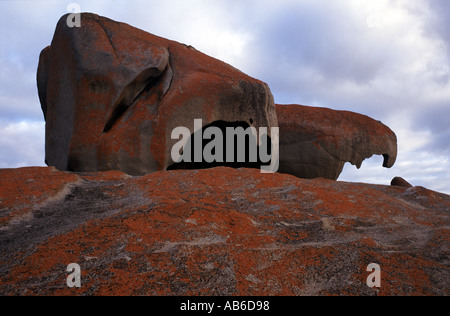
[
  {"x1": 391, "y1": 177, "x2": 413, "y2": 188},
  {"x1": 1, "y1": 167, "x2": 448, "y2": 296},
  {"x1": 38, "y1": 13, "x2": 276, "y2": 175},
  {"x1": 276, "y1": 104, "x2": 398, "y2": 180}
]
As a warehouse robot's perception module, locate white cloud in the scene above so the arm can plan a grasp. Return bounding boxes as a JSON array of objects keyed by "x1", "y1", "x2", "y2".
[
  {"x1": 0, "y1": 56, "x2": 43, "y2": 121},
  {"x1": 0, "y1": 121, "x2": 45, "y2": 168}
]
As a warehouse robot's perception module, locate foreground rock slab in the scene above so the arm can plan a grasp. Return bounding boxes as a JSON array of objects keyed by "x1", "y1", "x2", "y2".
[{"x1": 0, "y1": 167, "x2": 448, "y2": 296}]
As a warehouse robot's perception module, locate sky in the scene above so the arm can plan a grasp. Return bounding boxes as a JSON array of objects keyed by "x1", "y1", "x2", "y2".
[{"x1": 0, "y1": 0, "x2": 449, "y2": 194}]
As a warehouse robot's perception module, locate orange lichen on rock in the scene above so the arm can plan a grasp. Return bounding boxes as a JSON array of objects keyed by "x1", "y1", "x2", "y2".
[
  {"x1": 277, "y1": 104, "x2": 397, "y2": 180},
  {"x1": 0, "y1": 167, "x2": 81, "y2": 228},
  {"x1": 38, "y1": 13, "x2": 277, "y2": 176},
  {"x1": 0, "y1": 167, "x2": 448, "y2": 296}
]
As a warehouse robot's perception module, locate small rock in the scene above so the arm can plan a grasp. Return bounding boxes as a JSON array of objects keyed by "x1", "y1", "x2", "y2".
[{"x1": 391, "y1": 177, "x2": 413, "y2": 188}]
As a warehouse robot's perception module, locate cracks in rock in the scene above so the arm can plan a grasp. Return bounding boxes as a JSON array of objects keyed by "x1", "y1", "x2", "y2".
[
  {"x1": 97, "y1": 20, "x2": 118, "y2": 57},
  {"x1": 103, "y1": 63, "x2": 173, "y2": 133},
  {"x1": 0, "y1": 177, "x2": 152, "y2": 277},
  {"x1": 164, "y1": 46, "x2": 174, "y2": 99}
]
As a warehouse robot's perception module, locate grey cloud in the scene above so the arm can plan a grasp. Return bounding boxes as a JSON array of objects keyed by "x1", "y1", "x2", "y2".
[
  {"x1": 426, "y1": 0, "x2": 450, "y2": 52},
  {"x1": 0, "y1": 120, "x2": 45, "y2": 168},
  {"x1": 0, "y1": 58, "x2": 44, "y2": 121},
  {"x1": 413, "y1": 103, "x2": 450, "y2": 154},
  {"x1": 248, "y1": 2, "x2": 396, "y2": 88}
]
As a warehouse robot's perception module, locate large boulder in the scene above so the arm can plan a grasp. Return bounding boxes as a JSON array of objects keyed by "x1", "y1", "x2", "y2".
[
  {"x1": 37, "y1": 13, "x2": 277, "y2": 175},
  {"x1": 277, "y1": 104, "x2": 398, "y2": 180}
]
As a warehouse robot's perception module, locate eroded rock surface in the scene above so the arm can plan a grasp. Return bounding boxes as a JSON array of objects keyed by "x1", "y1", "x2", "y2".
[
  {"x1": 1, "y1": 167, "x2": 448, "y2": 296},
  {"x1": 38, "y1": 13, "x2": 276, "y2": 175},
  {"x1": 277, "y1": 104, "x2": 398, "y2": 180},
  {"x1": 391, "y1": 177, "x2": 413, "y2": 188}
]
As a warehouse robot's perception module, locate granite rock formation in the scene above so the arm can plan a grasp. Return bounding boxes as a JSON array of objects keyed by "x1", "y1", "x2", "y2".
[
  {"x1": 37, "y1": 13, "x2": 276, "y2": 175},
  {"x1": 391, "y1": 177, "x2": 413, "y2": 188},
  {"x1": 277, "y1": 104, "x2": 398, "y2": 180},
  {"x1": 38, "y1": 14, "x2": 400, "y2": 181},
  {"x1": 0, "y1": 167, "x2": 448, "y2": 296}
]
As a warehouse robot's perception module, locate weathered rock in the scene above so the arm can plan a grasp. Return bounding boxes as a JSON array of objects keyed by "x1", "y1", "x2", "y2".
[
  {"x1": 37, "y1": 13, "x2": 276, "y2": 175},
  {"x1": 276, "y1": 104, "x2": 398, "y2": 180},
  {"x1": 1, "y1": 167, "x2": 448, "y2": 296},
  {"x1": 391, "y1": 177, "x2": 413, "y2": 188}
]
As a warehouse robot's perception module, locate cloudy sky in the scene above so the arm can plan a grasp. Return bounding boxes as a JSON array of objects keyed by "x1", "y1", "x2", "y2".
[{"x1": 0, "y1": 0, "x2": 449, "y2": 194}]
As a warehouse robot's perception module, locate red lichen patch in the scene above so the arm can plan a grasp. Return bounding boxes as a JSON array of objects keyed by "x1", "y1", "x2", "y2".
[
  {"x1": 426, "y1": 228, "x2": 450, "y2": 252},
  {"x1": 276, "y1": 104, "x2": 397, "y2": 180},
  {"x1": 77, "y1": 170, "x2": 131, "y2": 182},
  {"x1": 277, "y1": 228, "x2": 309, "y2": 243},
  {"x1": 277, "y1": 104, "x2": 396, "y2": 155},
  {"x1": 356, "y1": 250, "x2": 447, "y2": 296},
  {"x1": 0, "y1": 167, "x2": 81, "y2": 228}
]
